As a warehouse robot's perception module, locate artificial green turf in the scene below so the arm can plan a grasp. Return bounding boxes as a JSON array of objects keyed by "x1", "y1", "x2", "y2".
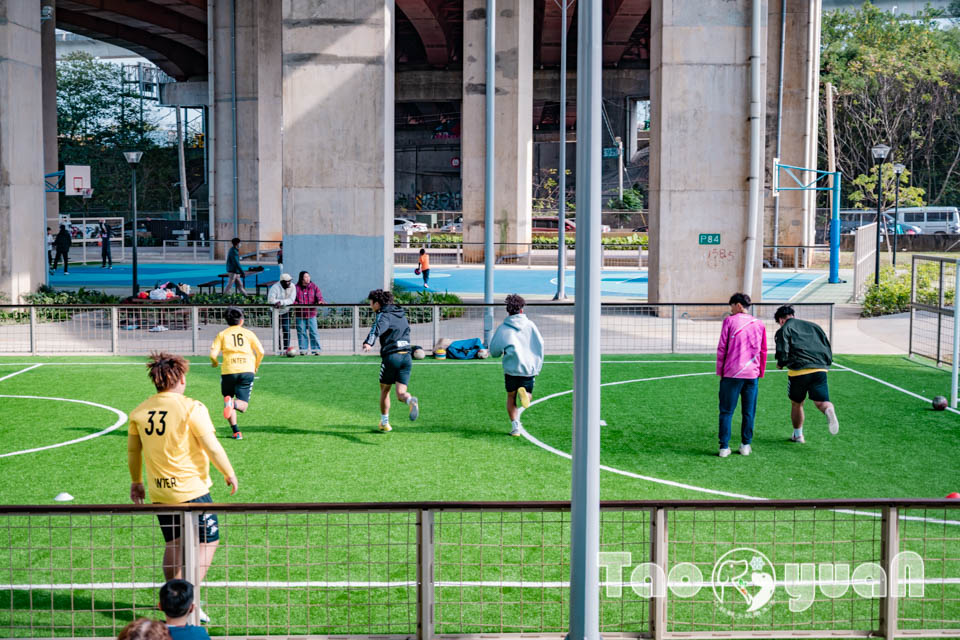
[{"x1": 0, "y1": 354, "x2": 959, "y2": 637}]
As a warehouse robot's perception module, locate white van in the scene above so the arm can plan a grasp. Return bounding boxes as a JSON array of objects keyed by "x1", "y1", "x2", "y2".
[{"x1": 894, "y1": 207, "x2": 960, "y2": 234}]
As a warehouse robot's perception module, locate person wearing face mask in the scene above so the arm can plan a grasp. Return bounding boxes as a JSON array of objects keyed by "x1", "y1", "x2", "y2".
[{"x1": 267, "y1": 273, "x2": 296, "y2": 352}]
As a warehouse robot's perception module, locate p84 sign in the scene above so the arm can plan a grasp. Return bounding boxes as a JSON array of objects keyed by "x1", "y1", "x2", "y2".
[{"x1": 699, "y1": 233, "x2": 721, "y2": 245}]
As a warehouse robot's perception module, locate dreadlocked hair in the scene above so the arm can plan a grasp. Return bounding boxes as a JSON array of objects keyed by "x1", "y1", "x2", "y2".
[{"x1": 146, "y1": 352, "x2": 189, "y2": 392}]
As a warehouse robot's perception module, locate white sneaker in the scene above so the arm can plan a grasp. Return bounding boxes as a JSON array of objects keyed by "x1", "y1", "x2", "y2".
[
  {"x1": 510, "y1": 424, "x2": 522, "y2": 437},
  {"x1": 791, "y1": 432, "x2": 805, "y2": 444},
  {"x1": 718, "y1": 448, "x2": 731, "y2": 458},
  {"x1": 739, "y1": 444, "x2": 751, "y2": 456},
  {"x1": 197, "y1": 605, "x2": 210, "y2": 624},
  {"x1": 826, "y1": 407, "x2": 839, "y2": 435}
]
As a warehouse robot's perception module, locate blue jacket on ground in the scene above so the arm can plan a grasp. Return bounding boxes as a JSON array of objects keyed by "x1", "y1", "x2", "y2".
[{"x1": 489, "y1": 313, "x2": 544, "y2": 377}]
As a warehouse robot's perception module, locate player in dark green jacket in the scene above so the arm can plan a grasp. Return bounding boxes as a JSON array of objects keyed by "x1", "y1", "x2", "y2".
[{"x1": 774, "y1": 305, "x2": 839, "y2": 444}]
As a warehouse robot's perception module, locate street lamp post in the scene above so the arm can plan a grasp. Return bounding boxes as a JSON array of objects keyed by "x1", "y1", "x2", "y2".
[
  {"x1": 893, "y1": 163, "x2": 905, "y2": 267},
  {"x1": 871, "y1": 144, "x2": 890, "y2": 285},
  {"x1": 124, "y1": 151, "x2": 143, "y2": 296}
]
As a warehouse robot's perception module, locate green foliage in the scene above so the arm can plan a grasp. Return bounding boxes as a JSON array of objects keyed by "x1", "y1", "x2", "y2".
[
  {"x1": 606, "y1": 187, "x2": 645, "y2": 211},
  {"x1": 861, "y1": 263, "x2": 954, "y2": 316},
  {"x1": 849, "y1": 163, "x2": 925, "y2": 210},
  {"x1": 23, "y1": 285, "x2": 120, "y2": 305},
  {"x1": 820, "y1": 3, "x2": 960, "y2": 207},
  {"x1": 531, "y1": 168, "x2": 575, "y2": 212},
  {"x1": 391, "y1": 287, "x2": 465, "y2": 320},
  {"x1": 187, "y1": 292, "x2": 267, "y2": 305}
]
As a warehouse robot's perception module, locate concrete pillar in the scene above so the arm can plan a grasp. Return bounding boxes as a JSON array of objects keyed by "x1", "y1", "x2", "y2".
[
  {"x1": 281, "y1": 0, "x2": 394, "y2": 303},
  {"x1": 41, "y1": 0, "x2": 58, "y2": 224},
  {"x1": 0, "y1": 1, "x2": 45, "y2": 303},
  {"x1": 648, "y1": 0, "x2": 765, "y2": 303},
  {"x1": 764, "y1": 0, "x2": 820, "y2": 267},
  {"x1": 210, "y1": 0, "x2": 282, "y2": 257},
  {"x1": 462, "y1": 0, "x2": 534, "y2": 260}
]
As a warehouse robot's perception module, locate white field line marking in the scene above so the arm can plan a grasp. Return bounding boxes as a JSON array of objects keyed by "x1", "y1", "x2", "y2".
[
  {"x1": 1, "y1": 578, "x2": 956, "y2": 591},
  {"x1": 834, "y1": 363, "x2": 960, "y2": 416},
  {"x1": 0, "y1": 363, "x2": 42, "y2": 382},
  {"x1": 520, "y1": 369, "x2": 960, "y2": 526},
  {"x1": 0, "y1": 395, "x2": 127, "y2": 459}
]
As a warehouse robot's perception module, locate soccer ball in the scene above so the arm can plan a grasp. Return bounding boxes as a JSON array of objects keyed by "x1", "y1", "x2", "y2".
[
  {"x1": 284, "y1": 346, "x2": 299, "y2": 358},
  {"x1": 476, "y1": 348, "x2": 490, "y2": 359},
  {"x1": 412, "y1": 347, "x2": 425, "y2": 360},
  {"x1": 932, "y1": 395, "x2": 948, "y2": 411}
]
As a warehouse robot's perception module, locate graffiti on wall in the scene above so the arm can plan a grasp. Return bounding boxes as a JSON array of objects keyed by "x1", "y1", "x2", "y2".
[{"x1": 415, "y1": 192, "x2": 462, "y2": 211}]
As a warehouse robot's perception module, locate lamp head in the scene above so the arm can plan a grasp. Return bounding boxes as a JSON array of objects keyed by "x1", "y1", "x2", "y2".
[
  {"x1": 123, "y1": 151, "x2": 143, "y2": 165},
  {"x1": 871, "y1": 144, "x2": 891, "y2": 162},
  {"x1": 893, "y1": 163, "x2": 906, "y2": 175}
]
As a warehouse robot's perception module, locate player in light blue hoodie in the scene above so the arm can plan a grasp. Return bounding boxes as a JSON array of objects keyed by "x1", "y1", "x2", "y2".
[{"x1": 489, "y1": 294, "x2": 545, "y2": 436}]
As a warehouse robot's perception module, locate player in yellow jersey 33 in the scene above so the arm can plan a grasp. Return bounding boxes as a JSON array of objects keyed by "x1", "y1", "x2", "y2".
[
  {"x1": 209, "y1": 307, "x2": 264, "y2": 440},
  {"x1": 127, "y1": 352, "x2": 239, "y2": 624}
]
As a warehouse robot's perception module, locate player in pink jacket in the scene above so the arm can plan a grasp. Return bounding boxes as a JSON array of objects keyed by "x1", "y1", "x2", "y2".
[{"x1": 715, "y1": 292, "x2": 767, "y2": 458}]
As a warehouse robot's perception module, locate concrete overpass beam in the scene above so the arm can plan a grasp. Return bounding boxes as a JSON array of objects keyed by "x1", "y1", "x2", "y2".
[
  {"x1": 648, "y1": 0, "x2": 766, "y2": 303},
  {"x1": 0, "y1": 0, "x2": 44, "y2": 302},
  {"x1": 462, "y1": 0, "x2": 534, "y2": 260},
  {"x1": 281, "y1": 0, "x2": 394, "y2": 303}
]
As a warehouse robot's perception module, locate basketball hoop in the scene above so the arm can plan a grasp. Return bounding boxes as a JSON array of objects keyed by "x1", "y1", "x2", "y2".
[{"x1": 81, "y1": 188, "x2": 94, "y2": 199}]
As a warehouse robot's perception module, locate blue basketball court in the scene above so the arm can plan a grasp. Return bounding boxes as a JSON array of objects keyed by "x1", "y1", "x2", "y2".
[{"x1": 50, "y1": 263, "x2": 820, "y2": 302}]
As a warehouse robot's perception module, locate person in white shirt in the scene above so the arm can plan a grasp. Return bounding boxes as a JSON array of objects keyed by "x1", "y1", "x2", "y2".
[{"x1": 267, "y1": 273, "x2": 297, "y2": 351}]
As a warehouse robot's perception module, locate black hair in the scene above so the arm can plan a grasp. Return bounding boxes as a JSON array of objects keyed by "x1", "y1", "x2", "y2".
[
  {"x1": 159, "y1": 579, "x2": 194, "y2": 619},
  {"x1": 297, "y1": 271, "x2": 310, "y2": 286},
  {"x1": 505, "y1": 294, "x2": 525, "y2": 315},
  {"x1": 231, "y1": 237, "x2": 240, "y2": 247},
  {"x1": 728, "y1": 292, "x2": 751, "y2": 308},
  {"x1": 774, "y1": 305, "x2": 795, "y2": 322},
  {"x1": 225, "y1": 307, "x2": 244, "y2": 326},
  {"x1": 368, "y1": 288, "x2": 394, "y2": 307},
  {"x1": 419, "y1": 248, "x2": 426, "y2": 255},
  {"x1": 59, "y1": 224, "x2": 66, "y2": 230}
]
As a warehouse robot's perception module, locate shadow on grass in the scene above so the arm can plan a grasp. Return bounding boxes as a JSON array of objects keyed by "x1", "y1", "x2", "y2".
[{"x1": 3, "y1": 589, "x2": 158, "y2": 631}]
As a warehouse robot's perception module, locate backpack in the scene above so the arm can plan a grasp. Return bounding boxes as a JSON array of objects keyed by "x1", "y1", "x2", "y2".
[{"x1": 446, "y1": 338, "x2": 484, "y2": 360}]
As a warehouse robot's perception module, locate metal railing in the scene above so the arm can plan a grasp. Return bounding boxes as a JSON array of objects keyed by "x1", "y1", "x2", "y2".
[
  {"x1": 0, "y1": 303, "x2": 833, "y2": 356},
  {"x1": 160, "y1": 239, "x2": 282, "y2": 264},
  {"x1": 46, "y1": 217, "x2": 127, "y2": 265},
  {"x1": 853, "y1": 223, "x2": 878, "y2": 302},
  {"x1": 1, "y1": 498, "x2": 957, "y2": 639},
  {"x1": 763, "y1": 245, "x2": 829, "y2": 269},
  {"x1": 909, "y1": 254, "x2": 959, "y2": 365},
  {"x1": 395, "y1": 241, "x2": 648, "y2": 268}
]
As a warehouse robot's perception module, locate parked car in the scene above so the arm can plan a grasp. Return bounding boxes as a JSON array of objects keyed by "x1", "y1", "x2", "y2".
[
  {"x1": 531, "y1": 216, "x2": 611, "y2": 233},
  {"x1": 632, "y1": 224, "x2": 649, "y2": 232},
  {"x1": 837, "y1": 210, "x2": 919, "y2": 236},
  {"x1": 441, "y1": 216, "x2": 462, "y2": 233},
  {"x1": 394, "y1": 218, "x2": 428, "y2": 233},
  {"x1": 893, "y1": 206, "x2": 960, "y2": 234}
]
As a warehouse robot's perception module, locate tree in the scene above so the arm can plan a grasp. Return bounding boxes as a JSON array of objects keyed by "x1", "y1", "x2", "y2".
[
  {"x1": 848, "y1": 162, "x2": 925, "y2": 209},
  {"x1": 820, "y1": 3, "x2": 960, "y2": 207}
]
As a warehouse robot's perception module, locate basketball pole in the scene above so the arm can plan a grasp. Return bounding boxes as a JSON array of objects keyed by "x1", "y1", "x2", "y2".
[
  {"x1": 483, "y1": 0, "x2": 496, "y2": 347},
  {"x1": 568, "y1": 0, "x2": 601, "y2": 638}
]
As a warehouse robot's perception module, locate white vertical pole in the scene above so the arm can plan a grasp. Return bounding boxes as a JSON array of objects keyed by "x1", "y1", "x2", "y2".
[
  {"x1": 483, "y1": 0, "x2": 496, "y2": 346},
  {"x1": 554, "y1": 0, "x2": 570, "y2": 301},
  {"x1": 568, "y1": 0, "x2": 601, "y2": 638},
  {"x1": 951, "y1": 259, "x2": 959, "y2": 408}
]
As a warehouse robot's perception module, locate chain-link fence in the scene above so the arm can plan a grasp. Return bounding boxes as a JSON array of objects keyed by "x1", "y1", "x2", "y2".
[
  {"x1": 0, "y1": 303, "x2": 833, "y2": 356},
  {"x1": 2, "y1": 499, "x2": 958, "y2": 639},
  {"x1": 909, "y1": 255, "x2": 959, "y2": 366}
]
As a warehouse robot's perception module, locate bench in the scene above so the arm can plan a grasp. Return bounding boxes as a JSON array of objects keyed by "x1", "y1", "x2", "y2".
[
  {"x1": 257, "y1": 280, "x2": 278, "y2": 297},
  {"x1": 197, "y1": 280, "x2": 222, "y2": 294}
]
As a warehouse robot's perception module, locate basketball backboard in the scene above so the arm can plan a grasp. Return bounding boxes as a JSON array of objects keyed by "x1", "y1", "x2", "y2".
[{"x1": 64, "y1": 165, "x2": 91, "y2": 196}]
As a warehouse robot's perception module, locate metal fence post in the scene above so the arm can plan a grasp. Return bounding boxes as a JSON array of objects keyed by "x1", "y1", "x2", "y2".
[
  {"x1": 457, "y1": 242, "x2": 462, "y2": 267},
  {"x1": 111, "y1": 307, "x2": 119, "y2": 355},
  {"x1": 191, "y1": 307, "x2": 200, "y2": 355},
  {"x1": 670, "y1": 305, "x2": 678, "y2": 354},
  {"x1": 432, "y1": 305, "x2": 440, "y2": 348},
  {"x1": 193, "y1": 241, "x2": 198, "y2": 262},
  {"x1": 182, "y1": 509, "x2": 201, "y2": 626},
  {"x1": 649, "y1": 507, "x2": 667, "y2": 640},
  {"x1": 417, "y1": 509, "x2": 435, "y2": 640},
  {"x1": 29, "y1": 307, "x2": 37, "y2": 355},
  {"x1": 828, "y1": 303, "x2": 835, "y2": 346},
  {"x1": 879, "y1": 505, "x2": 900, "y2": 640},
  {"x1": 272, "y1": 307, "x2": 280, "y2": 354},
  {"x1": 638, "y1": 245, "x2": 643, "y2": 269},
  {"x1": 162, "y1": 240, "x2": 167, "y2": 261},
  {"x1": 352, "y1": 305, "x2": 360, "y2": 354}
]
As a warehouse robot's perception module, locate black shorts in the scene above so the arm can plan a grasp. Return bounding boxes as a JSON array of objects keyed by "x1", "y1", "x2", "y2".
[
  {"x1": 380, "y1": 351, "x2": 412, "y2": 386},
  {"x1": 505, "y1": 374, "x2": 535, "y2": 394},
  {"x1": 221, "y1": 372, "x2": 255, "y2": 403},
  {"x1": 157, "y1": 493, "x2": 220, "y2": 543},
  {"x1": 787, "y1": 371, "x2": 830, "y2": 403}
]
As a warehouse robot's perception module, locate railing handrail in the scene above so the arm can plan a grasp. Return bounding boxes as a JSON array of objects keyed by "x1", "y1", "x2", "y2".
[
  {"x1": 0, "y1": 302, "x2": 835, "y2": 309},
  {"x1": 1, "y1": 496, "x2": 956, "y2": 514}
]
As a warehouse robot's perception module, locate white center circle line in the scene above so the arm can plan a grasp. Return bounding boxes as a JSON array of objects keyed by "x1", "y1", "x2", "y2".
[{"x1": 0, "y1": 395, "x2": 127, "y2": 458}]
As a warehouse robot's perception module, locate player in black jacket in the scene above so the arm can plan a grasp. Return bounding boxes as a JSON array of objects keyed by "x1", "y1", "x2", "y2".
[{"x1": 362, "y1": 289, "x2": 420, "y2": 431}]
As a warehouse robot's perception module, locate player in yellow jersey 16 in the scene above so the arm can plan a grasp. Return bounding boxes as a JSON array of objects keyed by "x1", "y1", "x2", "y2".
[
  {"x1": 127, "y1": 352, "x2": 239, "y2": 624},
  {"x1": 209, "y1": 307, "x2": 264, "y2": 440}
]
